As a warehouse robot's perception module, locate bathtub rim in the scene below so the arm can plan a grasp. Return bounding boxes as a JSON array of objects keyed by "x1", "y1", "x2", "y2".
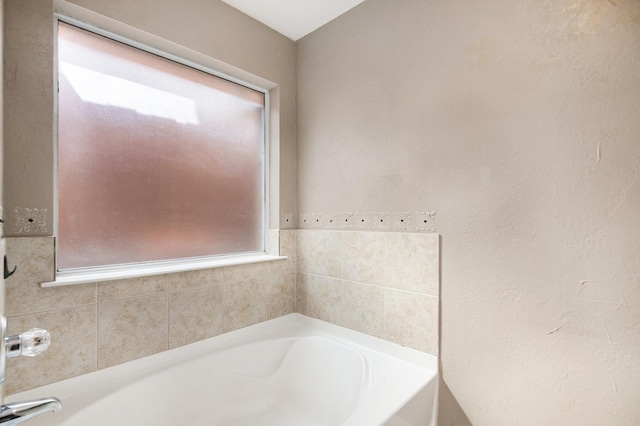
[{"x1": 6, "y1": 313, "x2": 439, "y2": 425}]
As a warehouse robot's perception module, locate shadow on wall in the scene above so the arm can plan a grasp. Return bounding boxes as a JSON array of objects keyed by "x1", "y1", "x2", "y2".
[{"x1": 439, "y1": 377, "x2": 473, "y2": 426}]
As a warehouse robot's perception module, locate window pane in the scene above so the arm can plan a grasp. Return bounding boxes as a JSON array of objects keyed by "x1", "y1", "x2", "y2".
[{"x1": 57, "y1": 22, "x2": 265, "y2": 270}]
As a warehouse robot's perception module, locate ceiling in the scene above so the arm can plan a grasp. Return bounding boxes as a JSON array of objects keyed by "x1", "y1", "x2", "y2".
[{"x1": 220, "y1": 0, "x2": 367, "y2": 41}]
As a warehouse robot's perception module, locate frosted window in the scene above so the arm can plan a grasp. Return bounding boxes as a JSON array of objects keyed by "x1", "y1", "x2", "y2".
[{"x1": 57, "y1": 22, "x2": 265, "y2": 270}]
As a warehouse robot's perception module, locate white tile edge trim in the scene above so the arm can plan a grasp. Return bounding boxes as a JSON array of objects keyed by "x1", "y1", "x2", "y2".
[{"x1": 41, "y1": 254, "x2": 287, "y2": 287}]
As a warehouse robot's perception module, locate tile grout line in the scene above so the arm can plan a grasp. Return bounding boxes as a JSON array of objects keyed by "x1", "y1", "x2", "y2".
[
  {"x1": 166, "y1": 275, "x2": 171, "y2": 350},
  {"x1": 383, "y1": 232, "x2": 388, "y2": 342},
  {"x1": 94, "y1": 283, "x2": 99, "y2": 372}
]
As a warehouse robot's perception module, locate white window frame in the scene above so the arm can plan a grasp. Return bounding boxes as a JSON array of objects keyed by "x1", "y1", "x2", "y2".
[{"x1": 45, "y1": 15, "x2": 283, "y2": 288}]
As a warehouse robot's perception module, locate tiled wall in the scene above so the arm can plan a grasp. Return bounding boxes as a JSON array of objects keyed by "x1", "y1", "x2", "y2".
[
  {"x1": 3, "y1": 230, "x2": 296, "y2": 395},
  {"x1": 4, "y1": 229, "x2": 439, "y2": 395},
  {"x1": 296, "y1": 230, "x2": 440, "y2": 355}
]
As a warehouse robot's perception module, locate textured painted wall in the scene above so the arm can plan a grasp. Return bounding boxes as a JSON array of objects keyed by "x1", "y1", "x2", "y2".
[
  {"x1": 3, "y1": 0, "x2": 55, "y2": 235},
  {"x1": 297, "y1": 0, "x2": 640, "y2": 424},
  {"x1": 0, "y1": 0, "x2": 5, "y2": 401}
]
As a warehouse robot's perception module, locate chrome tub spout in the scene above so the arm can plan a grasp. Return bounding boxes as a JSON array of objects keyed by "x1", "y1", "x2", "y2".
[{"x1": 0, "y1": 397, "x2": 62, "y2": 425}]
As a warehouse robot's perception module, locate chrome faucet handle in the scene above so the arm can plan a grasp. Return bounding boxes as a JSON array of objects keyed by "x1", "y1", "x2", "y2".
[
  {"x1": 0, "y1": 316, "x2": 52, "y2": 384},
  {"x1": 0, "y1": 317, "x2": 62, "y2": 425},
  {"x1": 4, "y1": 328, "x2": 51, "y2": 358}
]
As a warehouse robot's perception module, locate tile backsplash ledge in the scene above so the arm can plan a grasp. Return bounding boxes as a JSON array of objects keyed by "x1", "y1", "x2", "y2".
[
  {"x1": 296, "y1": 230, "x2": 440, "y2": 354},
  {"x1": 4, "y1": 229, "x2": 439, "y2": 395}
]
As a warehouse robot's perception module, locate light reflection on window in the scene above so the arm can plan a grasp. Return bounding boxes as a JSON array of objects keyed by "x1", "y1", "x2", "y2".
[{"x1": 59, "y1": 62, "x2": 199, "y2": 125}]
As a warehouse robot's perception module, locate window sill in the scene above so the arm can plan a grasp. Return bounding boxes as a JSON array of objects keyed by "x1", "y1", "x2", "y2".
[{"x1": 41, "y1": 254, "x2": 287, "y2": 288}]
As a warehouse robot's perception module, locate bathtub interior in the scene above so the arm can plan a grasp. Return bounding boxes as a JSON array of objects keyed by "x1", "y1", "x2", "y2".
[{"x1": 6, "y1": 314, "x2": 438, "y2": 426}]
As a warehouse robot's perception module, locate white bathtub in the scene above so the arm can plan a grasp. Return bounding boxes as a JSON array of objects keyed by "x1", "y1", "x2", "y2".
[{"x1": 7, "y1": 314, "x2": 438, "y2": 425}]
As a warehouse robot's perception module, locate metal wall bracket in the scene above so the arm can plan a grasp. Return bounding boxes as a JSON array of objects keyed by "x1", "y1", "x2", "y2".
[{"x1": 4, "y1": 257, "x2": 16, "y2": 280}]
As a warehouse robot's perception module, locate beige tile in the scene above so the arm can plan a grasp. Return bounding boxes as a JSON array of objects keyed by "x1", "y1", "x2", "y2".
[
  {"x1": 343, "y1": 232, "x2": 385, "y2": 285},
  {"x1": 170, "y1": 267, "x2": 226, "y2": 292},
  {"x1": 266, "y1": 273, "x2": 296, "y2": 320},
  {"x1": 98, "y1": 275, "x2": 169, "y2": 302},
  {"x1": 305, "y1": 274, "x2": 342, "y2": 325},
  {"x1": 296, "y1": 230, "x2": 309, "y2": 272},
  {"x1": 169, "y1": 284, "x2": 224, "y2": 348},
  {"x1": 5, "y1": 236, "x2": 54, "y2": 281},
  {"x1": 385, "y1": 289, "x2": 439, "y2": 355},
  {"x1": 296, "y1": 273, "x2": 309, "y2": 315},
  {"x1": 223, "y1": 278, "x2": 266, "y2": 332},
  {"x1": 5, "y1": 305, "x2": 97, "y2": 395},
  {"x1": 385, "y1": 233, "x2": 440, "y2": 295},
  {"x1": 267, "y1": 258, "x2": 290, "y2": 277},
  {"x1": 297, "y1": 230, "x2": 345, "y2": 278},
  {"x1": 271, "y1": 230, "x2": 296, "y2": 275},
  {"x1": 225, "y1": 261, "x2": 271, "y2": 284},
  {"x1": 341, "y1": 281, "x2": 385, "y2": 339},
  {"x1": 266, "y1": 229, "x2": 280, "y2": 255},
  {"x1": 98, "y1": 293, "x2": 168, "y2": 369},
  {"x1": 279, "y1": 230, "x2": 297, "y2": 257},
  {"x1": 5, "y1": 237, "x2": 96, "y2": 316}
]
